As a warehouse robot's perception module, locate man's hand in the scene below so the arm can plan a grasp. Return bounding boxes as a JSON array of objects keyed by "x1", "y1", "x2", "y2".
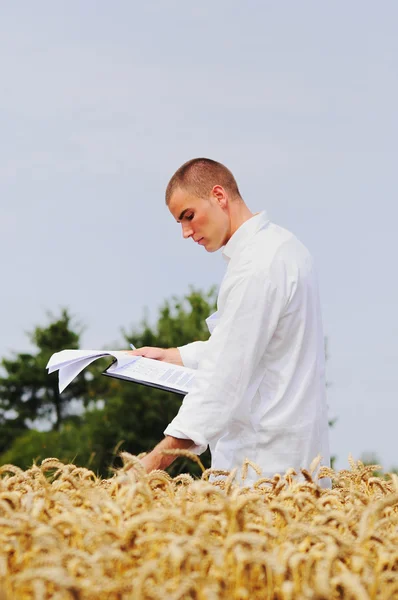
[
  {"x1": 139, "y1": 452, "x2": 163, "y2": 473},
  {"x1": 129, "y1": 346, "x2": 183, "y2": 366},
  {"x1": 139, "y1": 436, "x2": 194, "y2": 473}
]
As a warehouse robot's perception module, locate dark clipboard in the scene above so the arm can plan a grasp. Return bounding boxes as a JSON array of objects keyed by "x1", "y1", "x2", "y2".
[{"x1": 101, "y1": 359, "x2": 187, "y2": 396}]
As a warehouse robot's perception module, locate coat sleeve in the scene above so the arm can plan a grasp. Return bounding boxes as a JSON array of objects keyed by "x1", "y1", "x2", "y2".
[
  {"x1": 177, "y1": 341, "x2": 208, "y2": 370},
  {"x1": 165, "y1": 267, "x2": 286, "y2": 453}
]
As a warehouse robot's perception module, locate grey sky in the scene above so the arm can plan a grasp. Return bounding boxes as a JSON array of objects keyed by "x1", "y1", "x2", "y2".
[{"x1": 1, "y1": 2, "x2": 397, "y2": 470}]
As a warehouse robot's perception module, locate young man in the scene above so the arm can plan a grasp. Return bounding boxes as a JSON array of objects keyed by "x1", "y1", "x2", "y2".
[{"x1": 132, "y1": 158, "x2": 330, "y2": 484}]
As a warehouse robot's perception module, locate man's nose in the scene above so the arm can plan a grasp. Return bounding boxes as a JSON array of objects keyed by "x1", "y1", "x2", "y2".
[{"x1": 182, "y1": 224, "x2": 193, "y2": 239}]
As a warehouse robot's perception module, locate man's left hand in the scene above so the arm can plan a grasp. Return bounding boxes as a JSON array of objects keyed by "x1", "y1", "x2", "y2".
[{"x1": 138, "y1": 436, "x2": 194, "y2": 473}]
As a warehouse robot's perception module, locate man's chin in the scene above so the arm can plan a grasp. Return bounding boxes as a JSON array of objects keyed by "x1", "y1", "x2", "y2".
[{"x1": 204, "y1": 243, "x2": 220, "y2": 253}]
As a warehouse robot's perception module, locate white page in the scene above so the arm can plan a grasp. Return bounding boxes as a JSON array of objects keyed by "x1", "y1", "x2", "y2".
[
  {"x1": 108, "y1": 357, "x2": 196, "y2": 394},
  {"x1": 58, "y1": 356, "x2": 105, "y2": 393},
  {"x1": 47, "y1": 349, "x2": 134, "y2": 372},
  {"x1": 47, "y1": 349, "x2": 196, "y2": 395},
  {"x1": 47, "y1": 349, "x2": 106, "y2": 371},
  {"x1": 47, "y1": 349, "x2": 140, "y2": 391},
  {"x1": 58, "y1": 355, "x2": 141, "y2": 393}
]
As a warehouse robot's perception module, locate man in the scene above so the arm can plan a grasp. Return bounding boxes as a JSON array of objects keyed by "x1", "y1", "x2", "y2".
[{"x1": 132, "y1": 158, "x2": 330, "y2": 484}]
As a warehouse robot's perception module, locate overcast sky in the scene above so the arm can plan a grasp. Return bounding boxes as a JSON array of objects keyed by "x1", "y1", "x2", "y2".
[{"x1": 1, "y1": 2, "x2": 397, "y2": 470}]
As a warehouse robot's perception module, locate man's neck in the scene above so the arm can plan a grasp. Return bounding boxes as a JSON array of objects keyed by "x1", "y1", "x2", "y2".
[{"x1": 228, "y1": 201, "x2": 255, "y2": 239}]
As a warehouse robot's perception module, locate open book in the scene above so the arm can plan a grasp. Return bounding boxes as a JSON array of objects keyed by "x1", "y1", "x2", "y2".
[{"x1": 46, "y1": 350, "x2": 196, "y2": 396}]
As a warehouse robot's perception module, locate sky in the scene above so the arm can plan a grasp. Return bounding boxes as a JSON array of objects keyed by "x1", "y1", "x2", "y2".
[{"x1": 0, "y1": 1, "x2": 397, "y2": 471}]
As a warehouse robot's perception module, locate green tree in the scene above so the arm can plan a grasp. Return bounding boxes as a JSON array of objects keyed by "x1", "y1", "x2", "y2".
[
  {"x1": 1, "y1": 288, "x2": 335, "y2": 479},
  {"x1": 87, "y1": 286, "x2": 218, "y2": 475},
  {"x1": 0, "y1": 309, "x2": 93, "y2": 446},
  {"x1": 125, "y1": 286, "x2": 217, "y2": 348},
  {"x1": 0, "y1": 289, "x2": 217, "y2": 477}
]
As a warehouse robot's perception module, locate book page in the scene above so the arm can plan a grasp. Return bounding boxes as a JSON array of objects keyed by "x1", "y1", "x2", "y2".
[
  {"x1": 46, "y1": 349, "x2": 194, "y2": 395},
  {"x1": 108, "y1": 357, "x2": 196, "y2": 394},
  {"x1": 47, "y1": 349, "x2": 141, "y2": 392},
  {"x1": 57, "y1": 356, "x2": 105, "y2": 393},
  {"x1": 47, "y1": 349, "x2": 135, "y2": 373},
  {"x1": 58, "y1": 355, "x2": 139, "y2": 393}
]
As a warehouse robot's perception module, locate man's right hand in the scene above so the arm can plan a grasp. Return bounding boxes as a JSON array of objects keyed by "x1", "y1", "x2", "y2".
[{"x1": 129, "y1": 346, "x2": 183, "y2": 366}]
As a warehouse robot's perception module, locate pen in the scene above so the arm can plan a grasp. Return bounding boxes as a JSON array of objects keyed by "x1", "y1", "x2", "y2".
[{"x1": 130, "y1": 344, "x2": 136, "y2": 350}]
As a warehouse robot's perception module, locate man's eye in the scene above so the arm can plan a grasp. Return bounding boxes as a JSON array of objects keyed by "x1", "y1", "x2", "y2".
[{"x1": 186, "y1": 214, "x2": 194, "y2": 221}]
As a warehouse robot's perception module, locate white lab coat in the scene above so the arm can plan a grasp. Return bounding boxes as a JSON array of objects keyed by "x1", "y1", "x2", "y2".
[{"x1": 164, "y1": 212, "x2": 330, "y2": 486}]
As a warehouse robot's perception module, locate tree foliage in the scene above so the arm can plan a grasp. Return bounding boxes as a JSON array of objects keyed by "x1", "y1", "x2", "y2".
[
  {"x1": 0, "y1": 287, "x2": 350, "y2": 479},
  {"x1": 0, "y1": 289, "x2": 217, "y2": 477},
  {"x1": 0, "y1": 310, "x2": 93, "y2": 447}
]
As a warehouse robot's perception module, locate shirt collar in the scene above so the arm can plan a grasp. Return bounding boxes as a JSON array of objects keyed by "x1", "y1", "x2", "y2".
[{"x1": 222, "y1": 211, "x2": 269, "y2": 262}]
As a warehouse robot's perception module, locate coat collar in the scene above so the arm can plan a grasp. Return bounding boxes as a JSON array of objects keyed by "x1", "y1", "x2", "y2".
[{"x1": 222, "y1": 211, "x2": 269, "y2": 262}]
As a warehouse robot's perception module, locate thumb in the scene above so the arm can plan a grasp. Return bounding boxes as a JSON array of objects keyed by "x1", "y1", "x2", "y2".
[
  {"x1": 129, "y1": 347, "x2": 150, "y2": 356},
  {"x1": 129, "y1": 347, "x2": 164, "y2": 360}
]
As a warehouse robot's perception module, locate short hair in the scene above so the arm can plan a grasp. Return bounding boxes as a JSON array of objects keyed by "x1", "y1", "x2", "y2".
[{"x1": 165, "y1": 158, "x2": 242, "y2": 205}]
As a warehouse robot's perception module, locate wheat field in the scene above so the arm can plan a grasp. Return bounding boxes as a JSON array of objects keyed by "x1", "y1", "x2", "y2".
[{"x1": 0, "y1": 453, "x2": 397, "y2": 599}]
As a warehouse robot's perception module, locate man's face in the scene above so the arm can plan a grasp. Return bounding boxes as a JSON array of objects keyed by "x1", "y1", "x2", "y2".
[{"x1": 168, "y1": 187, "x2": 230, "y2": 253}]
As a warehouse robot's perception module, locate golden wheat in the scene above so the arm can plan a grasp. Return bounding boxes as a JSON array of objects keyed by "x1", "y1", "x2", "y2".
[{"x1": 0, "y1": 454, "x2": 396, "y2": 599}]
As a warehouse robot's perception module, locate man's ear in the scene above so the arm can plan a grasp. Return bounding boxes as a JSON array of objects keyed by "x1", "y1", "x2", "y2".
[{"x1": 212, "y1": 185, "x2": 228, "y2": 209}]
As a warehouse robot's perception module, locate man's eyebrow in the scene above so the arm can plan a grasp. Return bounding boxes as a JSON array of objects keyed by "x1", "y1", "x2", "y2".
[{"x1": 177, "y1": 209, "x2": 190, "y2": 222}]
